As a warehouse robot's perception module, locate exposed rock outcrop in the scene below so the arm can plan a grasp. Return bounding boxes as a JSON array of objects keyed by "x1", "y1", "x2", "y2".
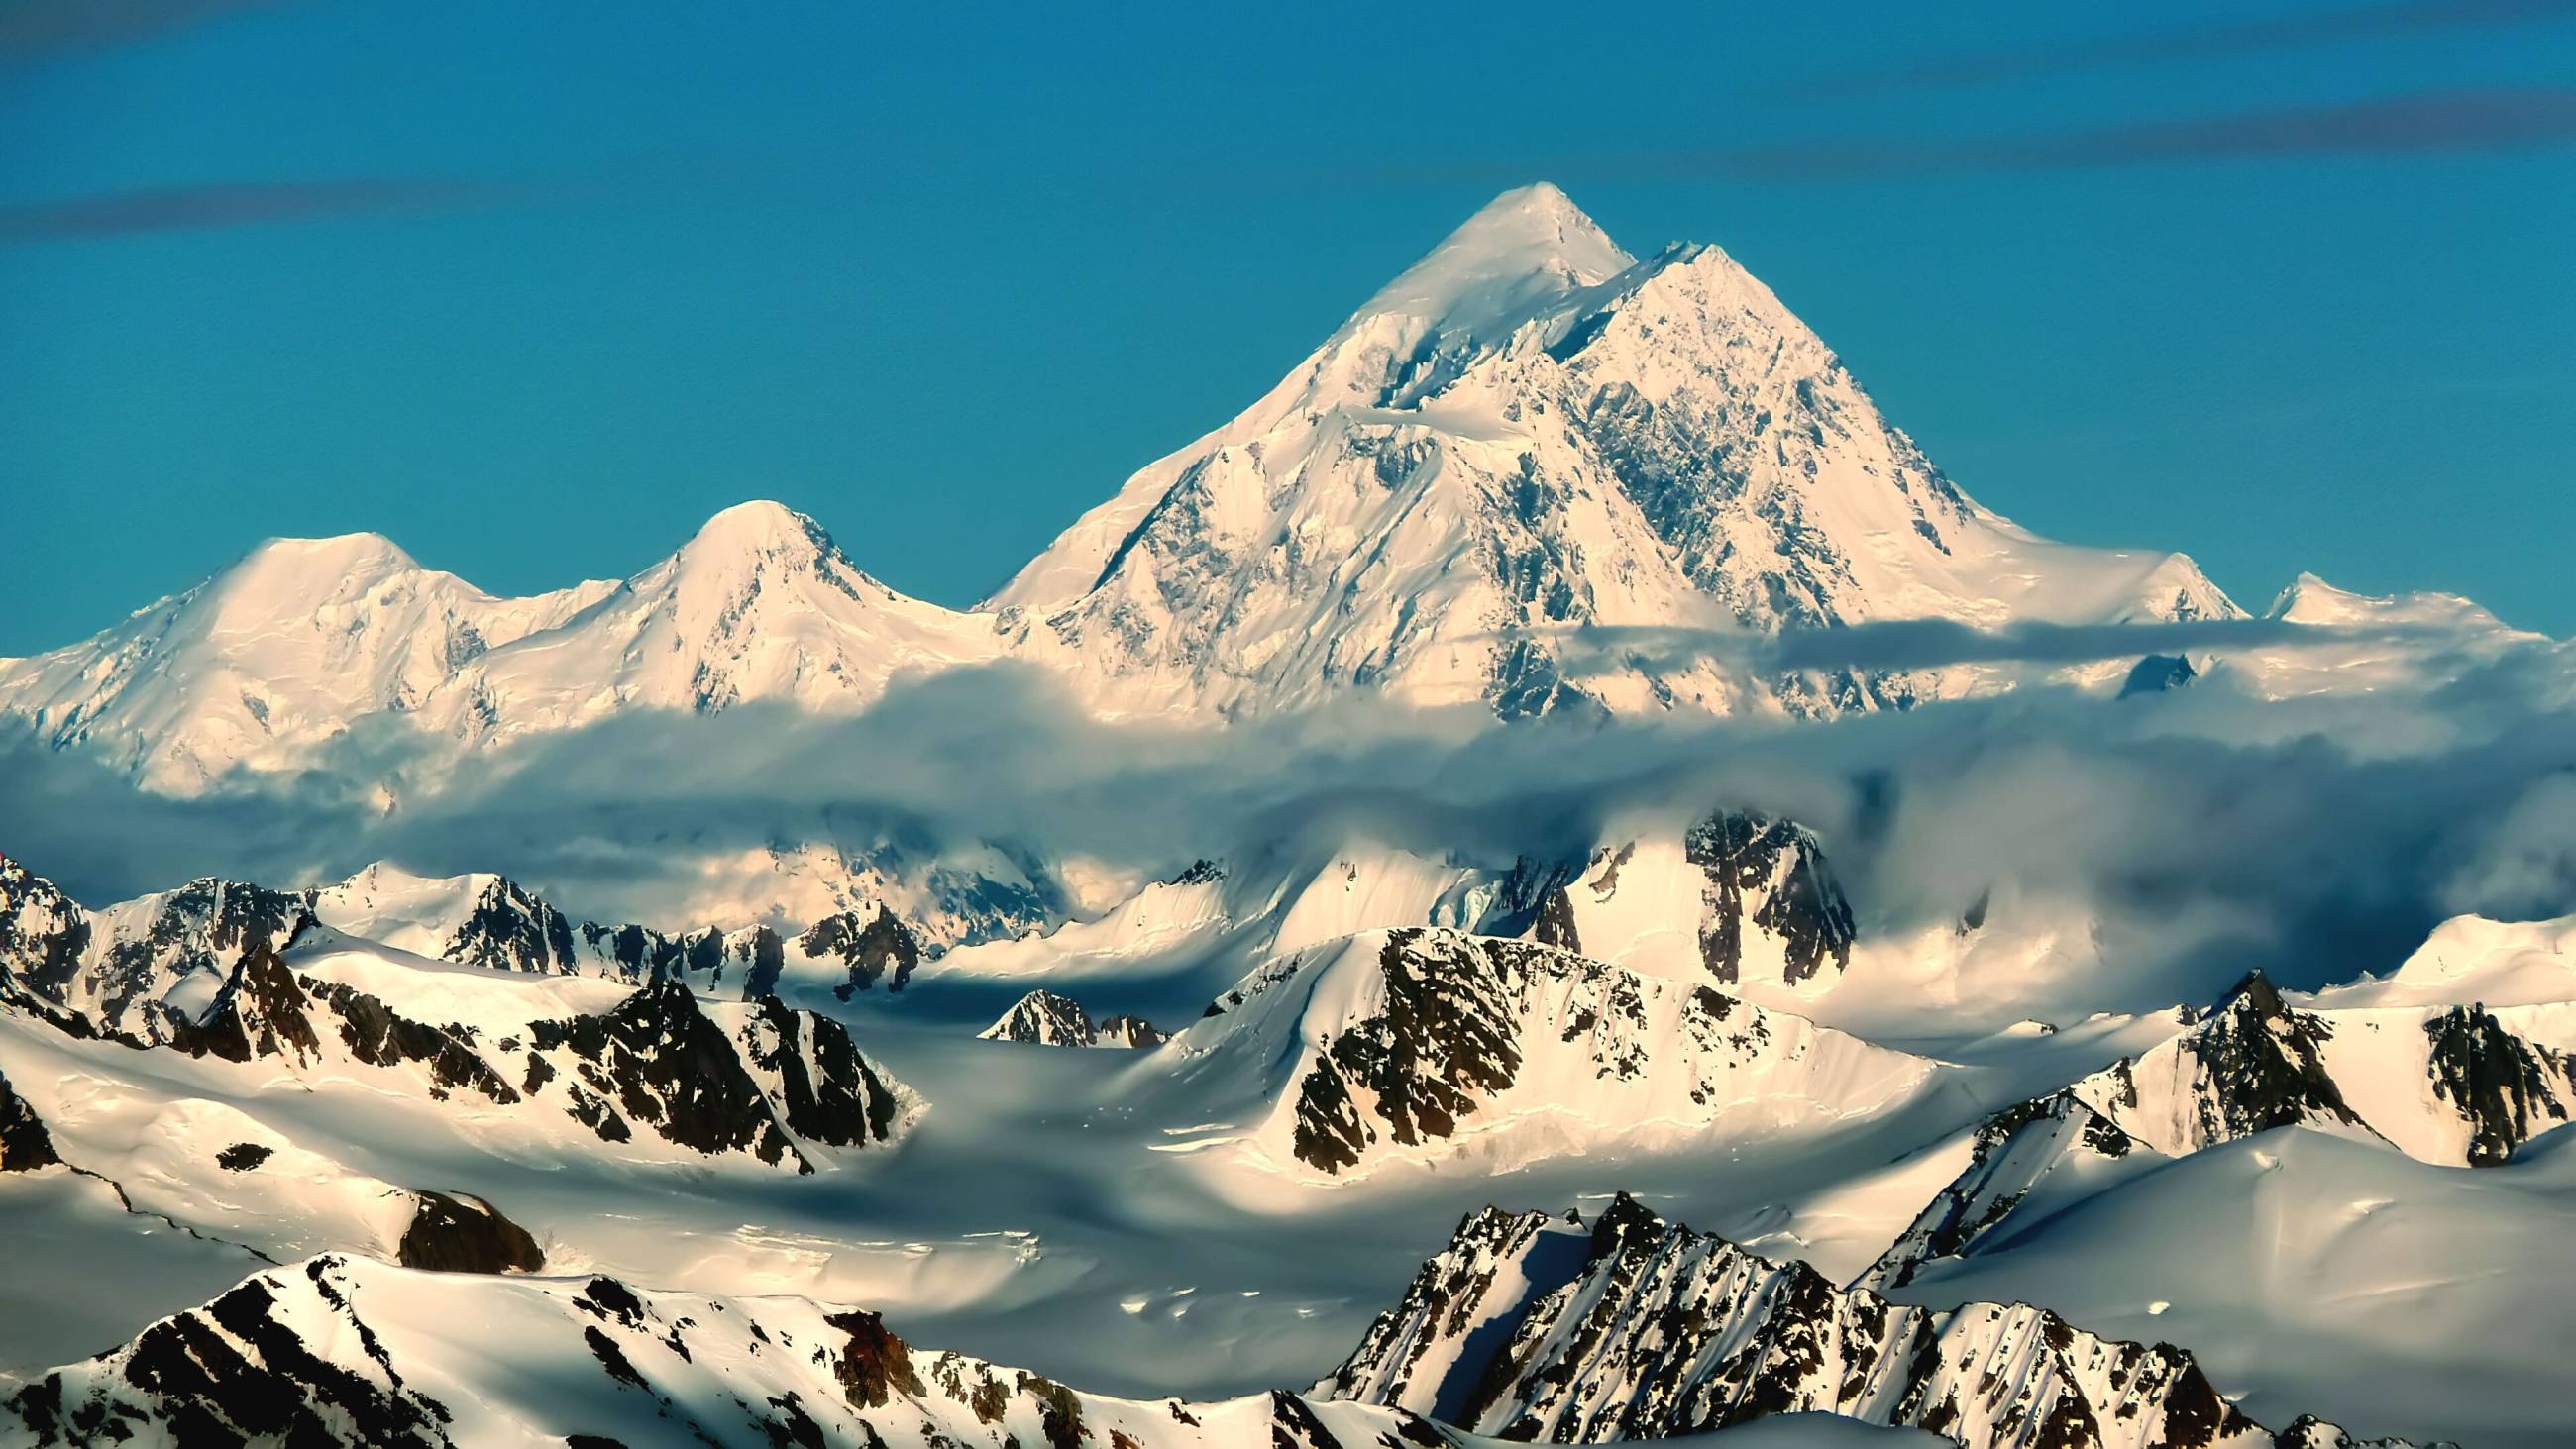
[
  {"x1": 1, "y1": 1254, "x2": 1453, "y2": 1448},
  {"x1": 978, "y1": 988, "x2": 1165, "y2": 1049},
  {"x1": 1324, "y1": 1194, "x2": 2435, "y2": 1448}
]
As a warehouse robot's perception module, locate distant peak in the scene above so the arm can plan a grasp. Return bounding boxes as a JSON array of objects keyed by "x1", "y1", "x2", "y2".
[
  {"x1": 205, "y1": 533, "x2": 427, "y2": 607},
  {"x1": 681, "y1": 500, "x2": 838, "y2": 560},
  {"x1": 697, "y1": 498, "x2": 814, "y2": 537},
  {"x1": 1354, "y1": 182, "x2": 1635, "y2": 338},
  {"x1": 1459, "y1": 181, "x2": 1599, "y2": 243},
  {"x1": 336, "y1": 860, "x2": 456, "y2": 890},
  {"x1": 237, "y1": 531, "x2": 419, "y2": 574},
  {"x1": 2267, "y1": 572, "x2": 2371, "y2": 624}
]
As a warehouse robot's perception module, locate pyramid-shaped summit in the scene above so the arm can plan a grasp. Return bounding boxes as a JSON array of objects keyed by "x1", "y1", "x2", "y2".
[{"x1": 989, "y1": 183, "x2": 2238, "y2": 720}]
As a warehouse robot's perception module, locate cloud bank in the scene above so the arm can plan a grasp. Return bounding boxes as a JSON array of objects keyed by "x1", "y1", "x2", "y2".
[{"x1": 3, "y1": 617, "x2": 2572, "y2": 1017}]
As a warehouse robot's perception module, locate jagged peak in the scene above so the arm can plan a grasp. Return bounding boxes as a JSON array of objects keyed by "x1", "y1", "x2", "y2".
[
  {"x1": 645, "y1": 498, "x2": 905, "y2": 609},
  {"x1": 2213, "y1": 968, "x2": 2290, "y2": 1019},
  {"x1": 1349, "y1": 182, "x2": 1635, "y2": 343}
]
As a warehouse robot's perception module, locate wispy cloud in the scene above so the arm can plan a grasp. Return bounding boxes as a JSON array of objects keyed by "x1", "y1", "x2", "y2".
[
  {"x1": 1356, "y1": 89, "x2": 2576, "y2": 192},
  {"x1": 0, "y1": 178, "x2": 515, "y2": 245},
  {"x1": 1812, "y1": 0, "x2": 2576, "y2": 95},
  {"x1": 1712, "y1": 89, "x2": 2576, "y2": 180},
  {"x1": 0, "y1": 0, "x2": 279, "y2": 63},
  {"x1": 1543, "y1": 617, "x2": 2415, "y2": 677}
]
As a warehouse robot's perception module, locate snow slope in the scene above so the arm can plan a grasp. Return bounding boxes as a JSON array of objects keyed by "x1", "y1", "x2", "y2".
[{"x1": 1887, "y1": 1128, "x2": 2576, "y2": 1448}]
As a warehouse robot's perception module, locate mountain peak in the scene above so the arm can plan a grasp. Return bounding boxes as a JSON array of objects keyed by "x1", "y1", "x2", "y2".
[
  {"x1": 1352, "y1": 182, "x2": 1634, "y2": 340},
  {"x1": 231, "y1": 531, "x2": 421, "y2": 582},
  {"x1": 683, "y1": 499, "x2": 833, "y2": 556},
  {"x1": 2269, "y1": 571, "x2": 2359, "y2": 623}
]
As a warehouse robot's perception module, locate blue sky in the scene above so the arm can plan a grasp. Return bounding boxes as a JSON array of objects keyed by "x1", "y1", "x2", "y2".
[{"x1": 3, "y1": 0, "x2": 2572, "y2": 652}]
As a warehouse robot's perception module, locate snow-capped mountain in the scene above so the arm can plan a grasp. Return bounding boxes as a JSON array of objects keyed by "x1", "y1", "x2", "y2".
[
  {"x1": 312, "y1": 860, "x2": 923, "y2": 998},
  {"x1": 988, "y1": 182, "x2": 2238, "y2": 719},
  {"x1": 1322, "y1": 1193, "x2": 2430, "y2": 1448},
  {"x1": 0, "y1": 533, "x2": 617, "y2": 791},
  {"x1": 932, "y1": 806, "x2": 1866, "y2": 1005},
  {"x1": 1472, "y1": 810, "x2": 1861, "y2": 991},
  {"x1": 2077, "y1": 972, "x2": 2576, "y2": 1167},
  {"x1": 0, "y1": 501, "x2": 997, "y2": 790},
  {"x1": 2, "y1": 926, "x2": 921, "y2": 1178},
  {"x1": 418, "y1": 499, "x2": 1005, "y2": 745},
  {"x1": 1862, "y1": 970, "x2": 2576, "y2": 1290},
  {"x1": 2219, "y1": 571, "x2": 2569, "y2": 704},
  {"x1": 0, "y1": 186, "x2": 2257, "y2": 785},
  {"x1": 0, "y1": 854, "x2": 930, "y2": 1042},
  {"x1": 0, "y1": 854, "x2": 314, "y2": 1040},
  {"x1": 977, "y1": 987, "x2": 1165, "y2": 1047},
  {"x1": 0, "y1": 1253, "x2": 1454, "y2": 1449},
  {"x1": 1162, "y1": 927, "x2": 1932, "y2": 1179}
]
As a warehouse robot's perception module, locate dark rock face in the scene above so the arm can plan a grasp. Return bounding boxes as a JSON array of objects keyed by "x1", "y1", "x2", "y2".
[
  {"x1": 99, "y1": 878, "x2": 316, "y2": 1039},
  {"x1": 169, "y1": 941, "x2": 331, "y2": 1067},
  {"x1": 1325, "y1": 1195, "x2": 2424, "y2": 1449},
  {"x1": 1476, "y1": 856, "x2": 1584, "y2": 953},
  {"x1": 2150, "y1": 973, "x2": 2373, "y2": 1147},
  {"x1": 2119, "y1": 653, "x2": 2199, "y2": 698},
  {"x1": 1291, "y1": 932, "x2": 1526, "y2": 1174},
  {"x1": 0, "y1": 852, "x2": 92, "y2": 1003},
  {"x1": 1166, "y1": 858, "x2": 1225, "y2": 886},
  {"x1": 14, "y1": 925, "x2": 913, "y2": 1175},
  {"x1": 442, "y1": 876, "x2": 579, "y2": 974},
  {"x1": 738, "y1": 995, "x2": 909, "y2": 1147},
  {"x1": 6, "y1": 1259, "x2": 457, "y2": 1449},
  {"x1": 800, "y1": 906, "x2": 922, "y2": 997},
  {"x1": 1684, "y1": 810, "x2": 1854, "y2": 986},
  {"x1": 0, "y1": 1065, "x2": 60, "y2": 1172},
  {"x1": 396, "y1": 1190, "x2": 544, "y2": 1274},
  {"x1": 1095, "y1": 1013, "x2": 1167, "y2": 1049},
  {"x1": 215, "y1": 1143, "x2": 272, "y2": 1173},
  {"x1": 517, "y1": 982, "x2": 913, "y2": 1171},
  {"x1": 978, "y1": 988, "x2": 1164, "y2": 1049},
  {"x1": 2422, "y1": 1004, "x2": 2574, "y2": 1166},
  {"x1": 579, "y1": 920, "x2": 787, "y2": 1001},
  {"x1": 0, "y1": 858, "x2": 316, "y2": 1040},
  {"x1": 527, "y1": 981, "x2": 813, "y2": 1172}
]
